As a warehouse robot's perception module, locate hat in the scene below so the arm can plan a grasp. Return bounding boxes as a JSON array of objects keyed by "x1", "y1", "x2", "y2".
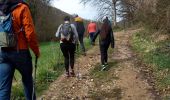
[{"x1": 102, "y1": 16, "x2": 108, "y2": 21}]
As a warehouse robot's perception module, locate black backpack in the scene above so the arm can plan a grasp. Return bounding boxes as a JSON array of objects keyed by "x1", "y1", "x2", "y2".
[{"x1": 60, "y1": 23, "x2": 74, "y2": 43}]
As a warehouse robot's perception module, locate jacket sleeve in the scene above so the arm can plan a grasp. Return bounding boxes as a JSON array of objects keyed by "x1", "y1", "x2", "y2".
[
  {"x1": 22, "y1": 5, "x2": 40, "y2": 57},
  {"x1": 55, "y1": 24, "x2": 62, "y2": 38},
  {"x1": 110, "y1": 28, "x2": 115, "y2": 48},
  {"x1": 71, "y1": 24, "x2": 79, "y2": 43}
]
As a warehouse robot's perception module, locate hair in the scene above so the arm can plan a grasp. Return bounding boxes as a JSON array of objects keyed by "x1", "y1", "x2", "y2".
[
  {"x1": 73, "y1": 14, "x2": 78, "y2": 18},
  {"x1": 64, "y1": 16, "x2": 70, "y2": 21},
  {"x1": 0, "y1": 0, "x2": 23, "y2": 3},
  {"x1": 100, "y1": 19, "x2": 111, "y2": 40},
  {"x1": 0, "y1": 0, "x2": 24, "y2": 14}
]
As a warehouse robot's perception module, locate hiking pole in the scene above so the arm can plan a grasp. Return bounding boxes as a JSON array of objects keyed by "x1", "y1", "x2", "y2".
[
  {"x1": 76, "y1": 43, "x2": 81, "y2": 80},
  {"x1": 56, "y1": 43, "x2": 61, "y2": 69},
  {"x1": 32, "y1": 56, "x2": 38, "y2": 100}
]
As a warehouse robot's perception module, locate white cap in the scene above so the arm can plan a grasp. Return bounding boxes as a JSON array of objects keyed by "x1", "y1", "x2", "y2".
[{"x1": 102, "y1": 16, "x2": 108, "y2": 21}]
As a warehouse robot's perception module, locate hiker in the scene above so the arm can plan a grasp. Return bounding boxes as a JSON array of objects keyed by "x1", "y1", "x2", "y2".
[
  {"x1": 87, "y1": 20, "x2": 97, "y2": 45},
  {"x1": 99, "y1": 16, "x2": 114, "y2": 70},
  {"x1": 0, "y1": 0, "x2": 40, "y2": 100},
  {"x1": 73, "y1": 14, "x2": 86, "y2": 56},
  {"x1": 55, "y1": 16, "x2": 79, "y2": 77}
]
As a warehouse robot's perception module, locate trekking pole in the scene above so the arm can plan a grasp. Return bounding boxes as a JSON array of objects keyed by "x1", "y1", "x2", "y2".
[
  {"x1": 76, "y1": 43, "x2": 81, "y2": 80},
  {"x1": 56, "y1": 43, "x2": 61, "y2": 69},
  {"x1": 32, "y1": 56, "x2": 38, "y2": 100}
]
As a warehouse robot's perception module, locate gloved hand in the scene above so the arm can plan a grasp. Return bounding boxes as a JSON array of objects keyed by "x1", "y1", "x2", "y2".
[
  {"x1": 35, "y1": 52, "x2": 40, "y2": 58},
  {"x1": 111, "y1": 42, "x2": 115, "y2": 48}
]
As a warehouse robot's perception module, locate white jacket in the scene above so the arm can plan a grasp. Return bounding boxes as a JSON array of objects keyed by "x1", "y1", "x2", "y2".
[{"x1": 55, "y1": 21, "x2": 79, "y2": 44}]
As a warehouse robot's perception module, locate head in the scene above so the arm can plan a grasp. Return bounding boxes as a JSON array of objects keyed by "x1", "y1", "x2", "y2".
[
  {"x1": 64, "y1": 16, "x2": 70, "y2": 22},
  {"x1": 102, "y1": 16, "x2": 108, "y2": 22},
  {"x1": 73, "y1": 14, "x2": 78, "y2": 18},
  {"x1": 0, "y1": 0, "x2": 22, "y2": 4},
  {"x1": 0, "y1": 0, "x2": 22, "y2": 14}
]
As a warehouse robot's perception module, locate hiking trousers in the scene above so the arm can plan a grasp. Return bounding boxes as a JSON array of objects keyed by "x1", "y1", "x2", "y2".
[
  {"x1": 89, "y1": 32, "x2": 95, "y2": 45},
  {"x1": 78, "y1": 33, "x2": 86, "y2": 52},
  {"x1": 60, "y1": 43, "x2": 76, "y2": 72},
  {"x1": 0, "y1": 49, "x2": 35, "y2": 100},
  {"x1": 99, "y1": 40, "x2": 111, "y2": 65}
]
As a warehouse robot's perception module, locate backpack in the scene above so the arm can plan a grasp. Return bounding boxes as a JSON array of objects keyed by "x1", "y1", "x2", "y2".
[
  {"x1": 60, "y1": 23, "x2": 74, "y2": 43},
  {"x1": 0, "y1": 1, "x2": 24, "y2": 47}
]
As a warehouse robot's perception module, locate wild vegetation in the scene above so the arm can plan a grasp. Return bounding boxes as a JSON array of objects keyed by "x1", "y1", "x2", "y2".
[
  {"x1": 81, "y1": 0, "x2": 170, "y2": 98},
  {"x1": 10, "y1": 0, "x2": 170, "y2": 99}
]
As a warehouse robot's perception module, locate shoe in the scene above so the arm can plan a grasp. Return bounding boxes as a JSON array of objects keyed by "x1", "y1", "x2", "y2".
[
  {"x1": 105, "y1": 63, "x2": 108, "y2": 66},
  {"x1": 70, "y1": 70, "x2": 75, "y2": 77},
  {"x1": 101, "y1": 65, "x2": 106, "y2": 71},
  {"x1": 65, "y1": 71, "x2": 70, "y2": 77}
]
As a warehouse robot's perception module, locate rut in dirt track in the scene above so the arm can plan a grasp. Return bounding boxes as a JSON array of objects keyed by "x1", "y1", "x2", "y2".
[{"x1": 39, "y1": 29, "x2": 158, "y2": 100}]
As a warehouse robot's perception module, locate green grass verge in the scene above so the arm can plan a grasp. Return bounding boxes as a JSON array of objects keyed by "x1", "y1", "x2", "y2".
[
  {"x1": 131, "y1": 29, "x2": 170, "y2": 98},
  {"x1": 11, "y1": 37, "x2": 92, "y2": 99}
]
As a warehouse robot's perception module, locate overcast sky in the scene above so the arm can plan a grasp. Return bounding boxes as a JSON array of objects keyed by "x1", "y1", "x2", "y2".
[{"x1": 51, "y1": 0, "x2": 97, "y2": 20}]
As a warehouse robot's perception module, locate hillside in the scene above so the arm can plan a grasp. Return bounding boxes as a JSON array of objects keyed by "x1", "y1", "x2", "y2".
[{"x1": 31, "y1": 1, "x2": 71, "y2": 41}]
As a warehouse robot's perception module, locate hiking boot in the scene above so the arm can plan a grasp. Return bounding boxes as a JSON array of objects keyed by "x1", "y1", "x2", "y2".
[
  {"x1": 70, "y1": 70, "x2": 75, "y2": 77},
  {"x1": 65, "y1": 71, "x2": 70, "y2": 77},
  {"x1": 101, "y1": 64, "x2": 106, "y2": 71},
  {"x1": 105, "y1": 63, "x2": 108, "y2": 66}
]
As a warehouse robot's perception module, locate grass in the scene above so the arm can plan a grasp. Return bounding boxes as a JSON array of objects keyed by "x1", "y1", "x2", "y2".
[
  {"x1": 131, "y1": 29, "x2": 170, "y2": 98},
  {"x1": 88, "y1": 52, "x2": 120, "y2": 99},
  {"x1": 11, "y1": 37, "x2": 92, "y2": 99}
]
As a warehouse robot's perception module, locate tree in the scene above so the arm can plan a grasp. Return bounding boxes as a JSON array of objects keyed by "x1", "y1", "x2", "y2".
[{"x1": 81, "y1": 0, "x2": 119, "y2": 26}]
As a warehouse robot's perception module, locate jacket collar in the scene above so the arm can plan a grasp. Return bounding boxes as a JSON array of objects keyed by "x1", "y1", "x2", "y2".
[{"x1": 64, "y1": 21, "x2": 70, "y2": 24}]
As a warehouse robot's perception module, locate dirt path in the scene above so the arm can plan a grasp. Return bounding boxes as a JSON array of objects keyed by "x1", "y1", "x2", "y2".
[{"x1": 39, "y1": 29, "x2": 157, "y2": 100}]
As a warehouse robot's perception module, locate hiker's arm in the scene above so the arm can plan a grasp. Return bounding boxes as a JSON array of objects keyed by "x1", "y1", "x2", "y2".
[
  {"x1": 55, "y1": 24, "x2": 62, "y2": 39},
  {"x1": 110, "y1": 29, "x2": 115, "y2": 48},
  {"x1": 22, "y1": 5, "x2": 40, "y2": 57}
]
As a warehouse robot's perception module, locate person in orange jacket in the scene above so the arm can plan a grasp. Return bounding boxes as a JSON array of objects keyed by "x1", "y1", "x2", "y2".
[
  {"x1": 87, "y1": 20, "x2": 97, "y2": 45},
  {"x1": 0, "y1": 0, "x2": 40, "y2": 100}
]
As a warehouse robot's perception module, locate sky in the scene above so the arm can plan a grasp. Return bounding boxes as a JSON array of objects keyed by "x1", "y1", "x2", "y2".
[{"x1": 51, "y1": 0, "x2": 98, "y2": 20}]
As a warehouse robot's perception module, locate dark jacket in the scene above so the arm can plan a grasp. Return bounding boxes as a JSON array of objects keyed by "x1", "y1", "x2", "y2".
[
  {"x1": 74, "y1": 17, "x2": 85, "y2": 35},
  {"x1": 99, "y1": 19, "x2": 114, "y2": 48}
]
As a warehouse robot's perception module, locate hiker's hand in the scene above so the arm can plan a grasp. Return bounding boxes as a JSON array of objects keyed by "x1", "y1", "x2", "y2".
[
  {"x1": 111, "y1": 43, "x2": 115, "y2": 48},
  {"x1": 55, "y1": 37, "x2": 60, "y2": 41},
  {"x1": 36, "y1": 52, "x2": 40, "y2": 58},
  {"x1": 76, "y1": 43, "x2": 79, "y2": 47}
]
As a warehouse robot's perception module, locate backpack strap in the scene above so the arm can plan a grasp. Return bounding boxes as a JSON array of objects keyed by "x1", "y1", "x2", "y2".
[{"x1": 59, "y1": 24, "x2": 63, "y2": 38}]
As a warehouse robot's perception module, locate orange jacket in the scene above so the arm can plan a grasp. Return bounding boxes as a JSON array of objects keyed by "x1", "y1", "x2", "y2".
[
  {"x1": 87, "y1": 22, "x2": 97, "y2": 33},
  {"x1": 12, "y1": 3, "x2": 40, "y2": 57}
]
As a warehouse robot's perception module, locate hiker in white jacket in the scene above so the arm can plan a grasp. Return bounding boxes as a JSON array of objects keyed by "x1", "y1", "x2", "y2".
[{"x1": 55, "y1": 16, "x2": 79, "y2": 77}]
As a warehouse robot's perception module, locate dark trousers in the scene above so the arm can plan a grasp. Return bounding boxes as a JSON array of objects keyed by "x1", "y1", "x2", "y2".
[
  {"x1": 99, "y1": 40, "x2": 110, "y2": 65},
  {"x1": 60, "y1": 43, "x2": 76, "y2": 72},
  {"x1": 89, "y1": 32, "x2": 95, "y2": 45},
  {"x1": 78, "y1": 34, "x2": 85, "y2": 52}
]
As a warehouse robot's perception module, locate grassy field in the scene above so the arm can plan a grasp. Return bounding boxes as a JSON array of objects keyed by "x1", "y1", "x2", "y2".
[
  {"x1": 131, "y1": 29, "x2": 170, "y2": 99},
  {"x1": 11, "y1": 37, "x2": 92, "y2": 99}
]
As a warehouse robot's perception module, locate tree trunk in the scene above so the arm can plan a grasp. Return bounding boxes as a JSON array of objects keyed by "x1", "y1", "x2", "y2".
[{"x1": 112, "y1": 0, "x2": 117, "y2": 26}]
